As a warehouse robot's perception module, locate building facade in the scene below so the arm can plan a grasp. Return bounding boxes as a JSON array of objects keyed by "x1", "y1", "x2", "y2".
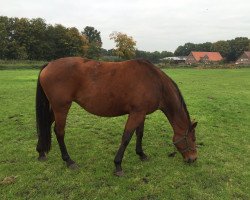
[
  {"x1": 235, "y1": 51, "x2": 250, "y2": 65},
  {"x1": 186, "y1": 52, "x2": 223, "y2": 64}
]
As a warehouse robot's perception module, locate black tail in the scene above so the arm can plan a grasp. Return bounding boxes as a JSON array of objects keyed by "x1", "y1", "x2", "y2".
[{"x1": 36, "y1": 64, "x2": 53, "y2": 154}]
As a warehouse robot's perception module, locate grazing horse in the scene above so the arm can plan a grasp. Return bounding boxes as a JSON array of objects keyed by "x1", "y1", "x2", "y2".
[{"x1": 36, "y1": 57, "x2": 197, "y2": 176}]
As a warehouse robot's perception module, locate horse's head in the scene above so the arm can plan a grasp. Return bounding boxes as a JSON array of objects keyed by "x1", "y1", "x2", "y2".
[{"x1": 173, "y1": 121, "x2": 198, "y2": 163}]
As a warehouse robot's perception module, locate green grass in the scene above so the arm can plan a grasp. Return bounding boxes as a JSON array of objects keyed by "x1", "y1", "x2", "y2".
[
  {"x1": 0, "y1": 68, "x2": 249, "y2": 199},
  {"x1": 0, "y1": 60, "x2": 46, "y2": 70}
]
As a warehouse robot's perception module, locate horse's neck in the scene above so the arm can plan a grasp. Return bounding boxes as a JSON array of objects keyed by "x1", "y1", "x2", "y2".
[
  {"x1": 160, "y1": 83, "x2": 190, "y2": 135},
  {"x1": 163, "y1": 105, "x2": 190, "y2": 133},
  {"x1": 162, "y1": 103, "x2": 190, "y2": 134},
  {"x1": 156, "y1": 69, "x2": 191, "y2": 135}
]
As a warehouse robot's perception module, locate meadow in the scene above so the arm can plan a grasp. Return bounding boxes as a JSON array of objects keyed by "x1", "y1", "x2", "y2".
[{"x1": 0, "y1": 68, "x2": 249, "y2": 199}]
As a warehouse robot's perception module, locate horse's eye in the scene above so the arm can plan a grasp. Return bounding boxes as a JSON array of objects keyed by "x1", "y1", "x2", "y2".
[
  {"x1": 191, "y1": 133, "x2": 196, "y2": 142},
  {"x1": 193, "y1": 134, "x2": 196, "y2": 142}
]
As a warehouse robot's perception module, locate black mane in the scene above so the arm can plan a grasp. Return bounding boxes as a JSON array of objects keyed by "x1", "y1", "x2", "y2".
[{"x1": 170, "y1": 79, "x2": 191, "y2": 123}]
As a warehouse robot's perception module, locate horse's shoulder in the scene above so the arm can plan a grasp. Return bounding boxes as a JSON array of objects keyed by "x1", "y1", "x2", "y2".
[
  {"x1": 134, "y1": 58, "x2": 152, "y2": 65},
  {"x1": 133, "y1": 59, "x2": 161, "y2": 76}
]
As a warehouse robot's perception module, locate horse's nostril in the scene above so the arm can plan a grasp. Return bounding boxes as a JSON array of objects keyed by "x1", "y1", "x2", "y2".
[{"x1": 186, "y1": 158, "x2": 196, "y2": 163}]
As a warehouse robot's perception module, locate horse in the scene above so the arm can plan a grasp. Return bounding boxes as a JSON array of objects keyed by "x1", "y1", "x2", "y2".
[{"x1": 36, "y1": 57, "x2": 198, "y2": 176}]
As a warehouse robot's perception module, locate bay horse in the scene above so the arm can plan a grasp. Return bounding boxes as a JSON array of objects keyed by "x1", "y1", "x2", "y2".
[{"x1": 36, "y1": 57, "x2": 198, "y2": 176}]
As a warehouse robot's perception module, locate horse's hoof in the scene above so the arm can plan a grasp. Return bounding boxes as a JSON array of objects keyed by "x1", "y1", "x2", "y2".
[
  {"x1": 38, "y1": 156, "x2": 47, "y2": 161},
  {"x1": 140, "y1": 155, "x2": 149, "y2": 161},
  {"x1": 168, "y1": 151, "x2": 177, "y2": 157},
  {"x1": 114, "y1": 170, "x2": 124, "y2": 177},
  {"x1": 67, "y1": 162, "x2": 79, "y2": 170}
]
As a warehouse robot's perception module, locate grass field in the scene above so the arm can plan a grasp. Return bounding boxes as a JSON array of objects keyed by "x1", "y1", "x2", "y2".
[
  {"x1": 0, "y1": 60, "x2": 46, "y2": 70},
  {"x1": 0, "y1": 68, "x2": 250, "y2": 200}
]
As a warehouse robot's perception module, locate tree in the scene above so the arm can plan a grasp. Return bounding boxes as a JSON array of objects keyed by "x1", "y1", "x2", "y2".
[
  {"x1": 44, "y1": 24, "x2": 87, "y2": 60},
  {"x1": 28, "y1": 18, "x2": 48, "y2": 60},
  {"x1": 82, "y1": 26, "x2": 102, "y2": 58},
  {"x1": 160, "y1": 51, "x2": 174, "y2": 58},
  {"x1": 211, "y1": 40, "x2": 231, "y2": 59},
  {"x1": 0, "y1": 16, "x2": 96, "y2": 60},
  {"x1": 66, "y1": 27, "x2": 88, "y2": 57},
  {"x1": 174, "y1": 42, "x2": 196, "y2": 56},
  {"x1": 135, "y1": 50, "x2": 173, "y2": 63},
  {"x1": 195, "y1": 42, "x2": 212, "y2": 52},
  {"x1": 109, "y1": 31, "x2": 136, "y2": 59},
  {"x1": 228, "y1": 37, "x2": 249, "y2": 61},
  {"x1": 0, "y1": 16, "x2": 9, "y2": 59},
  {"x1": 49, "y1": 24, "x2": 69, "y2": 58},
  {"x1": 5, "y1": 17, "x2": 30, "y2": 60}
]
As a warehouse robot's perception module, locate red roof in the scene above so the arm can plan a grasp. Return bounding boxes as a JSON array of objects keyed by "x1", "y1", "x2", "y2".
[
  {"x1": 191, "y1": 52, "x2": 223, "y2": 61},
  {"x1": 244, "y1": 51, "x2": 250, "y2": 58}
]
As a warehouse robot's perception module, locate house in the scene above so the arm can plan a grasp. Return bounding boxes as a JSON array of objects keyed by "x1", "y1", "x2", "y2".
[
  {"x1": 161, "y1": 56, "x2": 187, "y2": 64},
  {"x1": 235, "y1": 51, "x2": 250, "y2": 65},
  {"x1": 186, "y1": 52, "x2": 223, "y2": 64}
]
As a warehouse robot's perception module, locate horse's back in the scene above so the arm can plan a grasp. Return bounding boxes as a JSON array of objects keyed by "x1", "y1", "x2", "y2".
[{"x1": 39, "y1": 57, "x2": 163, "y2": 116}]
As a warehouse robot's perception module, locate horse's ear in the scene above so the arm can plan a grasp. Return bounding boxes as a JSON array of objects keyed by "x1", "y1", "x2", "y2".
[{"x1": 191, "y1": 121, "x2": 198, "y2": 130}]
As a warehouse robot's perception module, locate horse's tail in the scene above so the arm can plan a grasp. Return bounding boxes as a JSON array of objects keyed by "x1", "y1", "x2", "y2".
[{"x1": 36, "y1": 63, "x2": 53, "y2": 153}]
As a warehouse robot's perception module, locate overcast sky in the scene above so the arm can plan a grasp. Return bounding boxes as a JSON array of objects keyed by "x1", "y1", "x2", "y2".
[{"x1": 1, "y1": 0, "x2": 250, "y2": 52}]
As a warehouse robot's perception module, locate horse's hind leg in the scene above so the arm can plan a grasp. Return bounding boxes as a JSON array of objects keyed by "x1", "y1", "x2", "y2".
[
  {"x1": 136, "y1": 121, "x2": 148, "y2": 161},
  {"x1": 114, "y1": 112, "x2": 145, "y2": 176},
  {"x1": 53, "y1": 103, "x2": 77, "y2": 169}
]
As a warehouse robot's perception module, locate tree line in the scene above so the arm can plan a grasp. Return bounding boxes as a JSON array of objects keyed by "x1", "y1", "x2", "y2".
[
  {"x1": 0, "y1": 16, "x2": 173, "y2": 63},
  {"x1": 1, "y1": 16, "x2": 249, "y2": 62},
  {"x1": 174, "y1": 38, "x2": 250, "y2": 62},
  {"x1": 0, "y1": 16, "x2": 102, "y2": 60}
]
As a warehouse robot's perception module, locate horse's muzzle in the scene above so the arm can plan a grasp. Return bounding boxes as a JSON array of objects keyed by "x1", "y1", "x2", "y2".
[{"x1": 185, "y1": 157, "x2": 197, "y2": 163}]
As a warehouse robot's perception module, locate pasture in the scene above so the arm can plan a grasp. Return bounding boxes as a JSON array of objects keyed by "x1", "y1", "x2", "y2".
[{"x1": 0, "y1": 68, "x2": 249, "y2": 199}]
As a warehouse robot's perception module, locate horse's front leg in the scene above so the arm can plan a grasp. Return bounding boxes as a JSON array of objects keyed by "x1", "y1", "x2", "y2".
[{"x1": 114, "y1": 112, "x2": 145, "y2": 176}]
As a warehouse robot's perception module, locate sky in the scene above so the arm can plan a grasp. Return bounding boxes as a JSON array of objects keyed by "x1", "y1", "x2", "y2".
[{"x1": 1, "y1": 0, "x2": 250, "y2": 52}]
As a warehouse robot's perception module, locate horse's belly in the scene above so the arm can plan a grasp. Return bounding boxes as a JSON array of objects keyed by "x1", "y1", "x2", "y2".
[
  {"x1": 74, "y1": 94, "x2": 128, "y2": 117},
  {"x1": 85, "y1": 107, "x2": 127, "y2": 117},
  {"x1": 74, "y1": 72, "x2": 161, "y2": 117},
  {"x1": 75, "y1": 91, "x2": 159, "y2": 117}
]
